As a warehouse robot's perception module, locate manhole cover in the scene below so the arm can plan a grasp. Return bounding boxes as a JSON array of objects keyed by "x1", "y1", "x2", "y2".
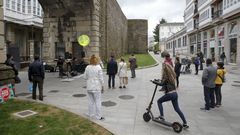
[
  {"x1": 234, "y1": 81, "x2": 240, "y2": 83},
  {"x1": 16, "y1": 93, "x2": 31, "y2": 97},
  {"x1": 48, "y1": 90, "x2": 59, "y2": 93},
  {"x1": 232, "y1": 84, "x2": 240, "y2": 87},
  {"x1": 102, "y1": 101, "x2": 117, "y2": 107},
  {"x1": 119, "y1": 95, "x2": 134, "y2": 100},
  {"x1": 82, "y1": 86, "x2": 87, "y2": 89},
  {"x1": 13, "y1": 110, "x2": 38, "y2": 118},
  {"x1": 73, "y1": 94, "x2": 86, "y2": 98}
]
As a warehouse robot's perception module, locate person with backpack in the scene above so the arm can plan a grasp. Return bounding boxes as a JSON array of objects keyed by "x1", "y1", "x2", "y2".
[
  {"x1": 194, "y1": 55, "x2": 200, "y2": 75},
  {"x1": 214, "y1": 62, "x2": 226, "y2": 107}
]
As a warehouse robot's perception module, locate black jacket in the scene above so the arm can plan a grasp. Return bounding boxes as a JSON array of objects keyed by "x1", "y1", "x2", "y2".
[
  {"x1": 174, "y1": 62, "x2": 182, "y2": 77},
  {"x1": 28, "y1": 60, "x2": 45, "y2": 81},
  {"x1": 5, "y1": 59, "x2": 18, "y2": 75},
  {"x1": 107, "y1": 59, "x2": 118, "y2": 75}
]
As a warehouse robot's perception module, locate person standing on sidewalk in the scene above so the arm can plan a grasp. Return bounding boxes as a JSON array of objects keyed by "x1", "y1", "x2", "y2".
[
  {"x1": 174, "y1": 57, "x2": 181, "y2": 88},
  {"x1": 164, "y1": 54, "x2": 173, "y2": 67},
  {"x1": 107, "y1": 56, "x2": 118, "y2": 89},
  {"x1": 220, "y1": 52, "x2": 226, "y2": 63},
  {"x1": 201, "y1": 58, "x2": 217, "y2": 111},
  {"x1": 194, "y1": 55, "x2": 200, "y2": 75},
  {"x1": 118, "y1": 58, "x2": 128, "y2": 89},
  {"x1": 157, "y1": 63, "x2": 189, "y2": 128},
  {"x1": 198, "y1": 51, "x2": 204, "y2": 70},
  {"x1": 84, "y1": 55, "x2": 104, "y2": 120},
  {"x1": 129, "y1": 54, "x2": 137, "y2": 78},
  {"x1": 5, "y1": 54, "x2": 20, "y2": 97},
  {"x1": 57, "y1": 56, "x2": 64, "y2": 78},
  {"x1": 28, "y1": 56, "x2": 45, "y2": 101},
  {"x1": 214, "y1": 62, "x2": 226, "y2": 107}
]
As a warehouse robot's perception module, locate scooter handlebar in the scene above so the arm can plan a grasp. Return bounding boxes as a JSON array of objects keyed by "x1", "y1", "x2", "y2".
[{"x1": 150, "y1": 79, "x2": 163, "y2": 86}]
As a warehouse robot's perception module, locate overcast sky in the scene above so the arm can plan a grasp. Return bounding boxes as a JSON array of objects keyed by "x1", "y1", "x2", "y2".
[{"x1": 117, "y1": 0, "x2": 186, "y2": 37}]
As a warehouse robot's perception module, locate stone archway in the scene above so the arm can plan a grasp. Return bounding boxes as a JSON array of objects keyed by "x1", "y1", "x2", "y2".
[{"x1": 38, "y1": 0, "x2": 100, "y2": 62}]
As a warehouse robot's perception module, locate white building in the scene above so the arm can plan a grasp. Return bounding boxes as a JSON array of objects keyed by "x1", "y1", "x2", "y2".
[
  {"x1": 165, "y1": 0, "x2": 240, "y2": 67},
  {"x1": 3, "y1": 0, "x2": 43, "y2": 68},
  {"x1": 159, "y1": 23, "x2": 184, "y2": 53}
]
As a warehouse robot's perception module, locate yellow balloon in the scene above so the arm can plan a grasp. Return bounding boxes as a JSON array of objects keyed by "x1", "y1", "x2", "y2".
[{"x1": 78, "y1": 35, "x2": 90, "y2": 47}]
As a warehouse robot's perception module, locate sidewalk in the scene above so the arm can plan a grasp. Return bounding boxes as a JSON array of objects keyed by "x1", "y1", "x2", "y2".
[{"x1": 15, "y1": 53, "x2": 240, "y2": 135}]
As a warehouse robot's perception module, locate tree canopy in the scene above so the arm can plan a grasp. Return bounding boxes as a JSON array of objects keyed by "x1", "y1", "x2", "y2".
[{"x1": 153, "y1": 18, "x2": 167, "y2": 42}]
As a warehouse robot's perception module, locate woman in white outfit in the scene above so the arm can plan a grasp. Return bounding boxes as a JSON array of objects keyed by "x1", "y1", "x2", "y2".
[
  {"x1": 84, "y1": 55, "x2": 104, "y2": 120},
  {"x1": 118, "y1": 58, "x2": 128, "y2": 88}
]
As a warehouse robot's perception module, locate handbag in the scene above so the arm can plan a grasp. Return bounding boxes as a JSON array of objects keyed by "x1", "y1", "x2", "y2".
[
  {"x1": 14, "y1": 76, "x2": 21, "y2": 84},
  {"x1": 28, "y1": 83, "x2": 33, "y2": 93},
  {"x1": 218, "y1": 70, "x2": 226, "y2": 83}
]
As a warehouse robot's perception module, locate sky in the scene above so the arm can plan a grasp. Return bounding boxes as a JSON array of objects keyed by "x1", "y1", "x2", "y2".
[{"x1": 117, "y1": 0, "x2": 186, "y2": 37}]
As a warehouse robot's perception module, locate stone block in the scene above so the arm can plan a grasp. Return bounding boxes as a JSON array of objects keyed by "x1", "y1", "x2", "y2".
[
  {"x1": 76, "y1": 26, "x2": 91, "y2": 31},
  {"x1": 0, "y1": 21, "x2": 4, "y2": 35},
  {"x1": 0, "y1": 8, "x2": 3, "y2": 20},
  {"x1": 0, "y1": 0, "x2": 3, "y2": 6}
]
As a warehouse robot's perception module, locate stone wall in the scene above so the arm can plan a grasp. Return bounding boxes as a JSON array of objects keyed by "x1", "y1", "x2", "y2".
[
  {"x1": 99, "y1": 0, "x2": 128, "y2": 61},
  {"x1": 128, "y1": 19, "x2": 148, "y2": 54},
  {"x1": 0, "y1": 0, "x2": 6, "y2": 63}
]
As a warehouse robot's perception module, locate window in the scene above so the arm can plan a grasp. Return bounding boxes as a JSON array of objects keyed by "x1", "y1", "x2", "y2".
[
  {"x1": 199, "y1": 9, "x2": 210, "y2": 23},
  {"x1": 37, "y1": 3, "x2": 40, "y2": 16},
  {"x1": 17, "y1": 0, "x2": 21, "y2": 12},
  {"x1": 12, "y1": 0, "x2": 16, "y2": 10},
  {"x1": 203, "y1": 32, "x2": 207, "y2": 40},
  {"x1": 198, "y1": 0, "x2": 208, "y2": 7},
  {"x1": 22, "y1": 0, "x2": 26, "y2": 13},
  {"x1": 28, "y1": 0, "x2": 31, "y2": 13},
  {"x1": 229, "y1": 22, "x2": 238, "y2": 35},
  {"x1": 178, "y1": 38, "x2": 182, "y2": 48},
  {"x1": 33, "y1": 0, "x2": 36, "y2": 14},
  {"x1": 6, "y1": 0, "x2": 10, "y2": 9}
]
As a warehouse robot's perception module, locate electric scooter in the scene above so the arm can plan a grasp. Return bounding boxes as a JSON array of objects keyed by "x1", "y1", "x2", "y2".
[{"x1": 143, "y1": 79, "x2": 183, "y2": 133}]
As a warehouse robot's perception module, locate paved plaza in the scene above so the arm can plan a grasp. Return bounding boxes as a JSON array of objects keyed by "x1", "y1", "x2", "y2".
[{"x1": 15, "y1": 53, "x2": 240, "y2": 135}]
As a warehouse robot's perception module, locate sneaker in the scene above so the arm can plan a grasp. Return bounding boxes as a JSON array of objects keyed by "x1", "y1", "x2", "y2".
[
  {"x1": 119, "y1": 86, "x2": 122, "y2": 89},
  {"x1": 155, "y1": 116, "x2": 165, "y2": 121},
  {"x1": 183, "y1": 124, "x2": 189, "y2": 129},
  {"x1": 123, "y1": 86, "x2": 126, "y2": 88},
  {"x1": 99, "y1": 117, "x2": 105, "y2": 120},
  {"x1": 200, "y1": 107, "x2": 209, "y2": 111}
]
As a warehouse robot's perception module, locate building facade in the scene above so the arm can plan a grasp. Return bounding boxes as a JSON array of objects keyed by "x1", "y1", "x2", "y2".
[
  {"x1": 159, "y1": 23, "x2": 184, "y2": 55},
  {"x1": 0, "y1": 0, "x2": 6, "y2": 63},
  {"x1": 3, "y1": 0, "x2": 43, "y2": 68},
  {"x1": 165, "y1": 0, "x2": 240, "y2": 66}
]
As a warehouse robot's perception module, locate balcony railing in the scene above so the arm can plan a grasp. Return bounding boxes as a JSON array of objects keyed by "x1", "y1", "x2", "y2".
[
  {"x1": 194, "y1": 23, "x2": 199, "y2": 29},
  {"x1": 212, "y1": 10, "x2": 223, "y2": 19}
]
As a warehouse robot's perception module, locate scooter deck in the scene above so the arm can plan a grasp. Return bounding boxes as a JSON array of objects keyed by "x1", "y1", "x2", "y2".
[{"x1": 152, "y1": 118, "x2": 172, "y2": 127}]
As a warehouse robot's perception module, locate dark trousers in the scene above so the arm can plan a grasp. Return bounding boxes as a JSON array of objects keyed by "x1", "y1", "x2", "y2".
[
  {"x1": 157, "y1": 92, "x2": 187, "y2": 124},
  {"x1": 204, "y1": 86, "x2": 215, "y2": 110},
  {"x1": 108, "y1": 74, "x2": 115, "y2": 88},
  {"x1": 215, "y1": 84, "x2": 222, "y2": 105},
  {"x1": 176, "y1": 75, "x2": 179, "y2": 87},
  {"x1": 131, "y1": 68, "x2": 136, "y2": 78},
  {"x1": 195, "y1": 64, "x2": 199, "y2": 74},
  {"x1": 32, "y1": 76, "x2": 44, "y2": 100},
  {"x1": 200, "y1": 62, "x2": 203, "y2": 70},
  {"x1": 59, "y1": 66, "x2": 63, "y2": 77}
]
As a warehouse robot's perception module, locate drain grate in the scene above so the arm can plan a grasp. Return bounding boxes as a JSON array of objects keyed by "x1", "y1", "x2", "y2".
[
  {"x1": 13, "y1": 110, "x2": 38, "y2": 118},
  {"x1": 16, "y1": 93, "x2": 31, "y2": 97},
  {"x1": 234, "y1": 81, "x2": 240, "y2": 83},
  {"x1": 232, "y1": 84, "x2": 240, "y2": 87},
  {"x1": 102, "y1": 101, "x2": 117, "y2": 107},
  {"x1": 73, "y1": 94, "x2": 86, "y2": 98},
  {"x1": 48, "y1": 90, "x2": 59, "y2": 93},
  {"x1": 119, "y1": 95, "x2": 134, "y2": 100}
]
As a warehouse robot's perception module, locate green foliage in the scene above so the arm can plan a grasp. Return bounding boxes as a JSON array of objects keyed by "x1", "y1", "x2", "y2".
[
  {"x1": 0, "y1": 100, "x2": 112, "y2": 135},
  {"x1": 154, "y1": 43, "x2": 160, "y2": 51},
  {"x1": 160, "y1": 18, "x2": 167, "y2": 24},
  {"x1": 153, "y1": 24, "x2": 159, "y2": 42}
]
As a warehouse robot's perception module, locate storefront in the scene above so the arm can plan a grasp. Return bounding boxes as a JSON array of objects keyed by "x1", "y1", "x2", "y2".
[
  {"x1": 218, "y1": 26, "x2": 225, "y2": 61},
  {"x1": 228, "y1": 21, "x2": 238, "y2": 64}
]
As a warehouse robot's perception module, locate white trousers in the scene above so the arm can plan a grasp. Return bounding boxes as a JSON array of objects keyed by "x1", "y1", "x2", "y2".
[
  {"x1": 119, "y1": 77, "x2": 127, "y2": 87},
  {"x1": 87, "y1": 91, "x2": 102, "y2": 119}
]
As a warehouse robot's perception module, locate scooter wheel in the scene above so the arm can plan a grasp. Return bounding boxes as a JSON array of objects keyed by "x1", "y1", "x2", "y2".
[
  {"x1": 143, "y1": 112, "x2": 151, "y2": 122},
  {"x1": 172, "y1": 122, "x2": 182, "y2": 133}
]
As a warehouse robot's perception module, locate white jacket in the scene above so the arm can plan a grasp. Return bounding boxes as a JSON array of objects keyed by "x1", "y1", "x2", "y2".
[
  {"x1": 84, "y1": 65, "x2": 104, "y2": 92},
  {"x1": 118, "y1": 62, "x2": 127, "y2": 77}
]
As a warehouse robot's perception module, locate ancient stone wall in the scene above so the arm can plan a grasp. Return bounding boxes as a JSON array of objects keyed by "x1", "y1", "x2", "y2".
[
  {"x1": 128, "y1": 19, "x2": 148, "y2": 54},
  {"x1": 0, "y1": 0, "x2": 6, "y2": 63},
  {"x1": 99, "y1": 0, "x2": 128, "y2": 61}
]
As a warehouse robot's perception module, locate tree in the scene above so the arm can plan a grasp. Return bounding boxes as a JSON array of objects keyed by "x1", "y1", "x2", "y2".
[{"x1": 153, "y1": 18, "x2": 167, "y2": 42}]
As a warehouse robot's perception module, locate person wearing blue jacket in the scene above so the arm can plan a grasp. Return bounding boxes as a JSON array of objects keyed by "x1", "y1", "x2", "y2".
[
  {"x1": 107, "y1": 56, "x2": 118, "y2": 89},
  {"x1": 194, "y1": 55, "x2": 200, "y2": 75}
]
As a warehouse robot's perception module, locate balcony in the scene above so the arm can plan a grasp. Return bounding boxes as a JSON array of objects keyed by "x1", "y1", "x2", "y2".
[
  {"x1": 212, "y1": 10, "x2": 223, "y2": 19},
  {"x1": 194, "y1": 23, "x2": 199, "y2": 29}
]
